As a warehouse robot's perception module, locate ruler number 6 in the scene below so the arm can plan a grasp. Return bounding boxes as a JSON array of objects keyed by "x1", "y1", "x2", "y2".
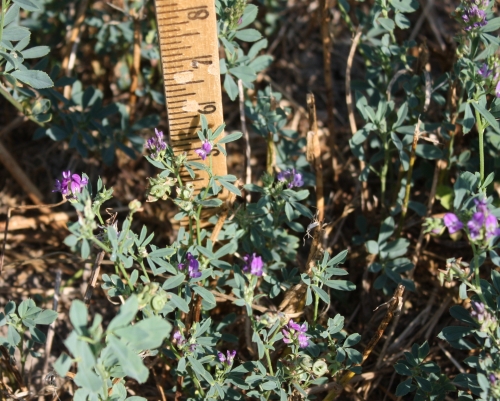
[
  {"x1": 198, "y1": 104, "x2": 216, "y2": 114},
  {"x1": 188, "y1": 9, "x2": 209, "y2": 20}
]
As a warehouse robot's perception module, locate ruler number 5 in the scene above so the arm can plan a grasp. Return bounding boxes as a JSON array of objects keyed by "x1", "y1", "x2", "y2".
[{"x1": 188, "y1": 9, "x2": 209, "y2": 20}]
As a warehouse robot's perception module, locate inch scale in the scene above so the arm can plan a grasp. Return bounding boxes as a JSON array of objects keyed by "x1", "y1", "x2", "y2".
[{"x1": 154, "y1": 0, "x2": 227, "y2": 192}]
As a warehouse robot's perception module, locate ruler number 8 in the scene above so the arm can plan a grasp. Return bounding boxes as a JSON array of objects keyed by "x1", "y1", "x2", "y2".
[{"x1": 188, "y1": 9, "x2": 209, "y2": 20}]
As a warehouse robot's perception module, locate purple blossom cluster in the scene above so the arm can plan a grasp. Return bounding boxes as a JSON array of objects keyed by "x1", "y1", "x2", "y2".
[
  {"x1": 470, "y1": 301, "x2": 497, "y2": 331},
  {"x1": 195, "y1": 139, "x2": 213, "y2": 160},
  {"x1": 282, "y1": 319, "x2": 309, "y2": 348},
  {"x1": 477, "y1": 62, "x2": 500, "y2": 97},
  {"x1": 217, "y1": 350, "x2": 236, "y2": 367},
  {"x1": 443, "y1": 198, "x2": 500, "y2": 244},
  {"x1": 460, "y1": 0, "x2": 489, "y2": 31},
  {"x1": 277, "y1": 168, "x2": 304, "y2": 189},
  {"x1": 53, "y1": 171, "x2": 88, "y2": 197},
  {"x1": 145, "y1": 128, "x2": 168, "y2": 159},
  {"x1": 242, "y1": 253, "x2": 264, "y2": 276},
  {"x1": 173, "y1": 330, "x2": 186, "y2": 346},
  {"x1": 178, "y1": 252, "x2": 202, "y2": 278}
]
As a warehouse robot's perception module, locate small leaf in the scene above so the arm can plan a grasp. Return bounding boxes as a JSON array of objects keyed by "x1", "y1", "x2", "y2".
[{"x1": 11, "y1": 70, "x2": 54, "y2": 89}]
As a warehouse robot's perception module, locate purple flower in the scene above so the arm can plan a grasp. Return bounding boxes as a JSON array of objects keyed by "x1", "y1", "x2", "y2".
[
  {"x1": 145, "y1": 128, "x2": 168, "y2": 159},
  {"x1": 185, "y1": 252, "x2": 202, "y2": 278},
  {"x1": 53, "y1": 170, "x2": 88, "y2": 197},
  {"x1": 443, "y1": 213, "x2": 464, "y2": 234},
  {"x1": 242, "y1": 253, "x2": 264, "y2": 276},
  {"x1": 485, "y1": 214, "x2": 500, "y2": 239},
  {"x1": 468, "y1": 212, "x2": 485, "y2": 240},
  {"x1": 277, "y1": 168, "x2": 304, "y2": 189},
  {"x1": 173, "y1": 330, "x2": 186, "y2": 346},
  {"x1": 478, "y1": 63, "x2": 492, "y2": 78},
  {"x1": 218, "y1": 350, "x2": 237, "y2": 366},
  {"x1": 474, "y1": 197, "x2": 489, "y2": 214},
  {"x1": 462, "y1": 5, "x2": 487, "y2": 31},
  {"x1": 496, "y1": 80, "x2": 500, "y2": 98},
  {"x1": 195, "y1": 140, "x2": 212, "y2": 160},
  {"x1": 489, "y1": 373, "x2": 497, "y2": 384},
  {"x1": 281, "y1": 320, "x2": 309, "y2": 349}
]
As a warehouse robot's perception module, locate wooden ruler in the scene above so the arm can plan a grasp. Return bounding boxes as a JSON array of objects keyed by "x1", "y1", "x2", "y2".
[{"x1": 154, "y1": 0, "x2": 227, "y2": 192}]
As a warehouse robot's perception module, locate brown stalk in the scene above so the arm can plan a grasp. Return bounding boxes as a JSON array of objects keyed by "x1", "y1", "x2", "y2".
[
  {"x1": 129, "y1": 6, "x2": 144, "y2": 122},
  {"x1": 396, "y1": 119, "x2": 421, "y2": 237},
  {"x1": 318, "y1": 0, "x2": 339, "y2": 180},
  {"x1": 306, "y1": 93, "x2": 324, "y2": 223},
  {"x1": 238, "y1": 79, "x2": 252, "y2": 202}
]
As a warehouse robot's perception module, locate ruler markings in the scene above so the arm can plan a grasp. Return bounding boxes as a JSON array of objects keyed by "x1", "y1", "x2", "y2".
[
  {"x1": 164, "y1": 45, "x2": 192, "y2": 51},
  {"x1": 166, "y1": 88, "x2": 187, "y2": 93},
  {"x1": 170, "y1": 5, "x2": 208, "y2": 12},
  {"x1": 170, "y1": 125, "x2": 201, "y2": 131},
  {"x1": 163, "y1": 54, "x2": 211, "y2": 64},
  {"x1": 169, "y1": 80, "x2": 204, "y2": 87},
  {"x1": 166, "y1": 93, "x2": 195, "y2": 99},
  {"x1": 155, "y1": 0, "x2": 227, "y2": 194},
  {"x1": 167, "y1": 32, "x2": 200, "y2": 39},
  {"x1": 169, "y1": 115, "x2": 198, "y2": 121}
]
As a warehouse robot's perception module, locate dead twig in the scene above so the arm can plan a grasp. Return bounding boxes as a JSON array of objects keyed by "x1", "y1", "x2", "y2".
[{"x1": 238, "y1": 80, "x2": 252, "y2": 203}]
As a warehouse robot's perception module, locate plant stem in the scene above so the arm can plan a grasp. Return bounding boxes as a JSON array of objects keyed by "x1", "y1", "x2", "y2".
[
  {"x1": 265, "y1": 348, "x2": 274, "y2": 376},
  {"x1": 117, "y1": 262, "x2": 134, "y2": 291},
  {"x1": 139, "y1": 260, "x2": 150, "y2": 282},
  {"x1": 90, "y1": 237, "x2": 111, "y2": 253},
  {"x1": 472, "y1": 251, "x2": 488, "y2": 306},
  {"x1": 475, "y1": 108, "x2": 485, "y2": 188},
  {"x1": 0, "y1": 0, "x2": 7, "y2": 44},
  {"x1": 313, "y1": 292, "x2": 320, "y2": 325},
  {"x1": 266, "y1": 132, "x2": 274, "y2": 174},
  {"x1": 380, "y1": 133, "x2": 390, "y2": 208}
]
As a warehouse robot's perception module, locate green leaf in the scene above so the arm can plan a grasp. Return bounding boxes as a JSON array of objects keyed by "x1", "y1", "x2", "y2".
[
  {"x1": 11, "y1": 70, "x2": 54, "y2": 89},
  {"x1": 394, "y1": 12, "x2": 410, "y2": 29},
  {"x1": 482, "y1": 17, "x2": 500, "y2": 32},
  {"x1": 365, "y1": 240, "x2": 379, "y2": 254},
  {"x1": 378, "y1": 17, "x2": 395, "y2": 31},
  {"x1": 107, "y1": 336, "x2": 149, "y2": 383},
  {"x1": 21, "y1": 46, "x2": 50, "y2": 59},
  {"x1": 218, "y1": 131, "x2": 242, "y2": 144},
  {"x1": 472, "y1": 102, "x2": 500, "y2": 132},
  {"x1": 415, "y1": 144, "x2": 443, "y2": 160},
  {"x1": 238, "y1": 4, "x2": 258, "y2": 28},
  {"x1": 162, "y1": 274, "x2": 185, "y2": 290},
  {"x1": 2, "y1": 26, "x2": 30, "y2": 41},
  {"x1": 324, "y1": 280, "x2": 356, "y2": 291},
  {"x1": 234, "y1": 28, "x2": 262, "y2": 42},
  {"x1": 33, "y1": 309, "x2": 57, "y2": 325},
  {"x1": 217, "y1": 179, "x2": 241, "y2": 196},
  {"x1": 74, "y1": 368, "x2": 101, "y2": 392},
  {"x1": 187, "y1": 355, "x2": 214, "y2": 385},
  {"x1": 107, "y1": 296, "x2": 138, "y2": 332},
  {"x1": 149, "y1": 247, "x2": 175, "y2": 258},
  {"x1": 224, "y1": 74, "x2": 238, "y2": 101},
  {"x1": 395, "y1": 378, "x2": 414, "y2": 397},
  {"x1": 69, "y1": 300, "x2": 88, "y2": 335},
  {"x1": 168, "y1": 292, "x2": 190, "y2": 313},
  {"x1": 12, "y1": 0, "x2": 40, "y2": 11},
  {"x1": 462, "y1": 103, "x2": 475, "y2": 134},
  {"x1": 192, "y1": 285, "x2": 216, "y2": 305},
  {"x1": 378, "y1": 216, "x2": 395, "y2": 245},
  {"x1": 229, "y1": 66, "x2": 256, "y2": 82},
  {"x1": 54, "y1": 352, "x2": 72, "y2": 377},
  {"x1": 344, "y1": 333, "x2": 361, "y2": 347},
  {"x1": 311, "y1": 285, "x2": 329, "y2": 304}
]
